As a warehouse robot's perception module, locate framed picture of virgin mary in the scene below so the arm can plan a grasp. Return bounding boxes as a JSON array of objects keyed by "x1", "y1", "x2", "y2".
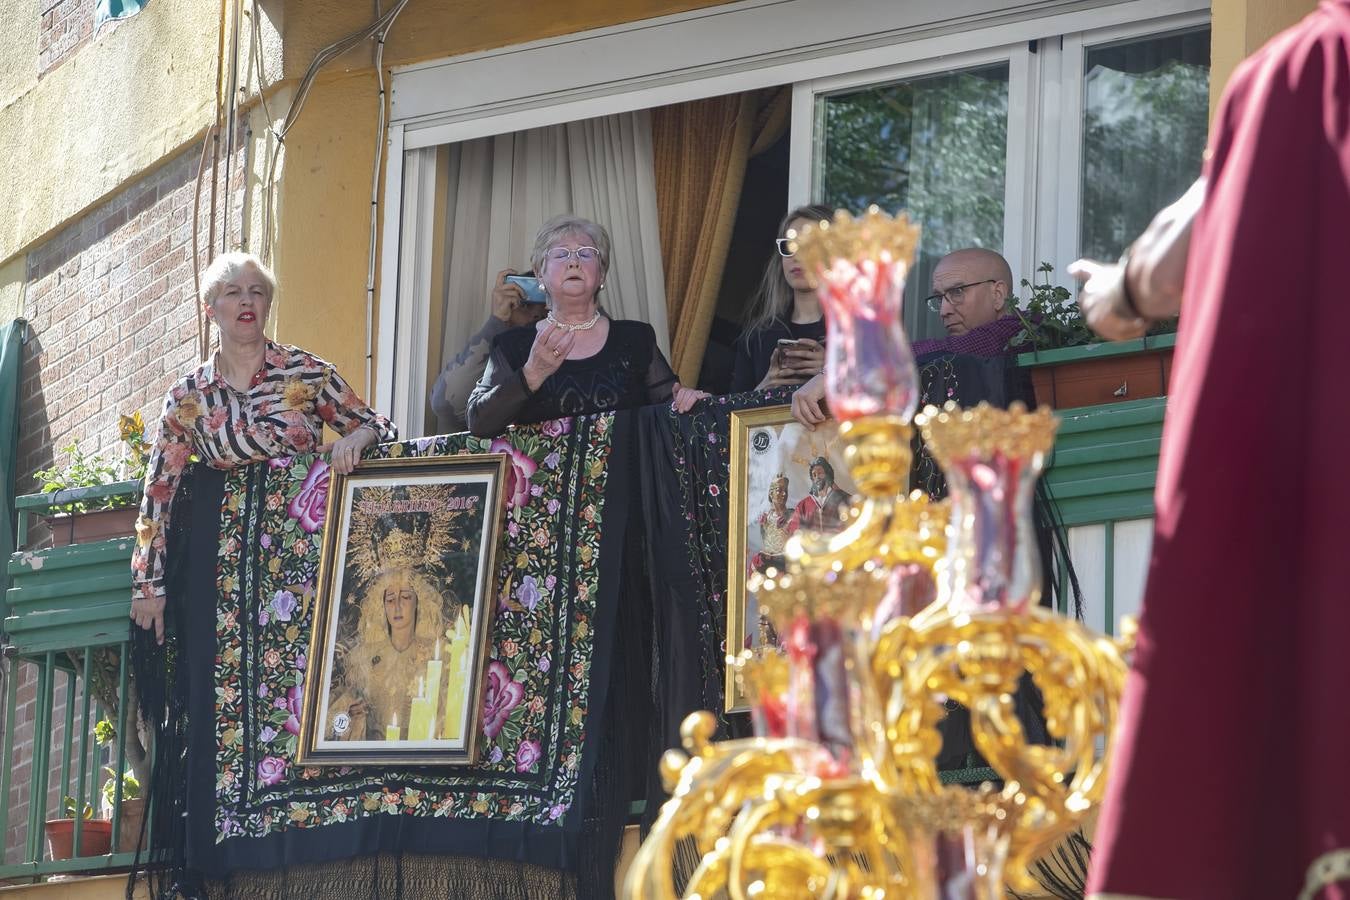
[
  {"x1": 725, "y1": 406, "x2": 857, "y2": 712},
  {"x1": 298, "y1": 453, "x2": 508, "y2": 766}
]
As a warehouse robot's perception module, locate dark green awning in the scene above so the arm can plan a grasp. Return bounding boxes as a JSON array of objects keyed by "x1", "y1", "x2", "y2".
[{"x1": 0, "y1": 319, "x2": 25, "y2": 614}]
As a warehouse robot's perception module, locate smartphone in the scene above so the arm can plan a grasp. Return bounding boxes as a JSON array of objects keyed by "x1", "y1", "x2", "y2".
[
  {"x1": 504, "y1": 274, "x2": 549, "y2": 305},
  {"x1": 777, "y1": 338, "x2": 806, "y2": 349}
]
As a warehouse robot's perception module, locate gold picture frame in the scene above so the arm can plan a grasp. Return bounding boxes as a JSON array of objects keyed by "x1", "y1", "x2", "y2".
[
  {"x1": 726, "y1": 406, "x2": 856, "y2": 712},
  {"x1": 298, "y1": 453, "x2": 508, "y2": 765}
]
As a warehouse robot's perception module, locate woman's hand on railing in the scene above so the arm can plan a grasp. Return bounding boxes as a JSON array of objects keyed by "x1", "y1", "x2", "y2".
[{"x1": 671, "y1": 382, "x2": 709, "y2": 414}]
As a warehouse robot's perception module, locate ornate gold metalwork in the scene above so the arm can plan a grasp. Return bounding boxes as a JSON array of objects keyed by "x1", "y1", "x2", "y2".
[
  {"x1": 787, "y1": 207, "x2": 922, "y2": 282},
  {"x1": 913, "y1": 401, "x2": 1058, "y2": 473},
  {"x1": 626, "y1": 254, "x2": 1132, "y2": 900}
]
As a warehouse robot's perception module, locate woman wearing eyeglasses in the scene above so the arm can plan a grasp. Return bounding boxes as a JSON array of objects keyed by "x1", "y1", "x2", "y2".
[
  {"x1": 467, "y1": 214, "x2": 706, "y2": 436},
  {"x1": 729, "y1": 204, "x2": 834, "y2": 394}
]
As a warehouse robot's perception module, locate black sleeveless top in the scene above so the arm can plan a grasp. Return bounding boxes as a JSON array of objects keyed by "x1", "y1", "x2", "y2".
[{"x1": 465, "y1": 319, "x2": 678, "y2": 436}]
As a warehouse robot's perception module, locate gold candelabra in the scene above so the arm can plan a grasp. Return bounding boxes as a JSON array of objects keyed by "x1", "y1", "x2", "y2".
[{"x1": 625, "y1": 210, "x2": 1134, "y2": 899}]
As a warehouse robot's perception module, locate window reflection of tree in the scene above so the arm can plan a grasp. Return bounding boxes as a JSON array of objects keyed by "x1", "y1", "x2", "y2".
[
  {"x1": 819, "y1": 65, "x2": 1010, "y2": 340},
  {"x1": 1081, "y1": 28, "x2": 1210, "y2": 262}
]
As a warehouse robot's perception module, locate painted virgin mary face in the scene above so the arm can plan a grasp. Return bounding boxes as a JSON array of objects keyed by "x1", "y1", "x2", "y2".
[{"x1": 383, "y1": 586, "x2": 418, "y2": 651}]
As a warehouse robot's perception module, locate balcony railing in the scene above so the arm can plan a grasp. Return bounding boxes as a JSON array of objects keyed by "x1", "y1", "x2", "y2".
[{"x1": 1, "y1": 482, "x2": 144, "y2": 882}]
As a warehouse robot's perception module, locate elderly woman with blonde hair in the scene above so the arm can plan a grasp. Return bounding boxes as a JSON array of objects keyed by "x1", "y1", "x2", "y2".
[
  {"x1": 129, "y1": 251, "x2": 397, "y2": 644},
  {"x1": 467, "y1": 213, "x2": 706, "y2": 435}
]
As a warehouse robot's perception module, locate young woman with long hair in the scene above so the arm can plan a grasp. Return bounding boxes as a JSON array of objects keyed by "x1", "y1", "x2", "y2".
[{"x1": 730, "y1": 203, "x2": 834, "y2": 393}]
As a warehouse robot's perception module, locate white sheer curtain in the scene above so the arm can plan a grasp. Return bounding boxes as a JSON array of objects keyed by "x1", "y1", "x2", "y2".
[{"x1": 437, "y1": 111, "x2": 670, "y2": 384}]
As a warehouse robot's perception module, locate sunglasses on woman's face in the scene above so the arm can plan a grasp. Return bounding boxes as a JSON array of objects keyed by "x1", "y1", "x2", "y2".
[{"x1": 775, "y1": 238, "x2": 796, "y2": 258}]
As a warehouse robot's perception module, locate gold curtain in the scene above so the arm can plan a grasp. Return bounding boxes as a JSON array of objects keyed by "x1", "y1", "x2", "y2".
[{"x1": 654, "y1": 88, "x2": 791, "y2": 385}]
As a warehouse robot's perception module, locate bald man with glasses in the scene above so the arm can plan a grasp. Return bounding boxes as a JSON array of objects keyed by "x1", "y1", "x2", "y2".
[
  {"x1": 910, "y1": 247, "x2": 1026, "y2": 359},
  {"x1": 926, "y1": 248, "x2": 1013, "y2": 335},
  {"x1": 793, "y1": 247, "x2": 1029, "y2": 428}
]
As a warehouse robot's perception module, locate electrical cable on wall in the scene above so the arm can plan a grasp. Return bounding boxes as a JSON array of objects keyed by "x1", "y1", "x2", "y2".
[{"x1": 191, "y1": 0, "x2": 412, "y2": 390}]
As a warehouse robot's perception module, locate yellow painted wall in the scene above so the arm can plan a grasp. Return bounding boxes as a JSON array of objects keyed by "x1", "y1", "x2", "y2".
[
  {"x1": 1209, "y1": 0, "x2": 1317, "y2": 117},
  {"x1": 0, "y1": 0, "x2": 39, "y2": 112},
  {"x1": 0, "y1": 258, "x2": 24, "y2": 324},
  {"x1": 268, "y1": 71, "x2": 381, "y2": 391},
  {"x1": 279, "y1": 0, "x2": 728, "y2": 77}
]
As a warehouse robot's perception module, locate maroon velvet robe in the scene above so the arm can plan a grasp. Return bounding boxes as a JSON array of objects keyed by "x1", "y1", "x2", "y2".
[{"x1": 1088, "y1": 3, "x2": 1350, "y2": 898}]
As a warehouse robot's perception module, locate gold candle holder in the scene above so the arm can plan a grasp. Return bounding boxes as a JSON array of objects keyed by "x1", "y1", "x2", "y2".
[{"x1": 625, "y1": 210, "x2": 1133, "y2": 899}]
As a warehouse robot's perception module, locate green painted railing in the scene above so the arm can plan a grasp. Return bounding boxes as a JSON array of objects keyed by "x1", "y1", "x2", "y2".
[
  {"x1": 1039, "y1": 396, "x2": 1167, "y2": 631},
  {"x1": 2, "y1": 482, "x2": 144, "y2": 881},
  {"x1": 1043, "y1": 396, "x2": 1166, "y2": 526},
  {"x1": 1015, "y1": 331, "x2": 1176, "y2": 369}
]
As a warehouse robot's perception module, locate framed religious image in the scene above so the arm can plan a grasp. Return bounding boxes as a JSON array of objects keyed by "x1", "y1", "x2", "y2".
[
  {"x1": 725, "y1": 406, "x2": 857, "y2": 712},
  {"x1": 298, "y1": 453, "x2": 508, "y2": 766}
]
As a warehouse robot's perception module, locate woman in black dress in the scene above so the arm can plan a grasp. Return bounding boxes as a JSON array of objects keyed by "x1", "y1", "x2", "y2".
[
  {"x1": 729, "y1": 203, "x2": 834, "y2": 393},
  {"x1": 467, "y1": 214, "x2": 705, "y2": 435}
]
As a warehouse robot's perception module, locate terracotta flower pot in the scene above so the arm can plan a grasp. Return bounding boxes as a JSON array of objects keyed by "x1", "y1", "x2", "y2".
[
  {"x1": 114, "y1": 797, "x2": 147, "y2": 853},
  {"x1": 44, "y1": 818, "x2": 112, "y2": 860},
  {"x1": 1019, "y1": 335, "x2": 1177, "y2": 411},
  {"x1": 45, "y1": 506, "x2": 139, "y2": 547}
]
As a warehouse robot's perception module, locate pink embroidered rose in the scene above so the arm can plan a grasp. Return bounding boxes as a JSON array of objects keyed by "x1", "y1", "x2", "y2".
[
  {"x1": 489, "y1": 438, "x2": 538, "y2": 510},
  {"x1": 257, "y1": 756, "x2": 287, "y2": 786},
  {"x1": 481, "y1": 660, "x2": 525, "y2": 739},
  {"x1": 287, "y1": 459, "x2": 330, "y2": 533},
  {"x1": 515, "y1": 739, "x2": 542, "y2": 774},
  {"x1": 284, "y1": 684, "x2": 302, "y2": 736},
  {"x1": 540, "y1": 417, "x2": 572, "y2": 438}
]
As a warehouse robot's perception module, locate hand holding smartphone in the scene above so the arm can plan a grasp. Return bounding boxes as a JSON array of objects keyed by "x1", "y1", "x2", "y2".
[
  {"x1": 774, "y1": 336, "x2": 824, "y2": 380},
  {"x1": 504, "y1": 274, "x2": 549, "y2": 305}
]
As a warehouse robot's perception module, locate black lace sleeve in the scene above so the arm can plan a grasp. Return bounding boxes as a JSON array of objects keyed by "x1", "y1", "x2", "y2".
[{"x1": 645, "y1": 329, "x2": 678, "y2": 404}]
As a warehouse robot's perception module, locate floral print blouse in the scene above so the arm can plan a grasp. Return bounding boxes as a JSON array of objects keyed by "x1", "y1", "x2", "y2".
[{"x1": 131, "y1": 341, "x2": 397, "y2": 605}]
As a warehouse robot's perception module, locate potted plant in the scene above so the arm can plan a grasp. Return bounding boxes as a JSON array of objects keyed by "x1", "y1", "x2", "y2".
[
  {"x1": 96, "y1": 718, "x2": 146, "y2": 853},
  {"x1": 35, "y1": 412, "x2": 150, "y2": 547},
  {"x1": 44, "y1": 796, "x2": 112, "y2": 860},
  {"x1": 1009, "y1": 263, "x2": 1178, "y2": 410}
]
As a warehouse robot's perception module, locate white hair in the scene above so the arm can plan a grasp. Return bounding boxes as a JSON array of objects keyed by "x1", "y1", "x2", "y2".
[
  {"x1": 529, "y1": 214, "x2": 612, "y2": 280},
  {"x1": 200, "y1": 252, "x2": 277, "y2": 306}
]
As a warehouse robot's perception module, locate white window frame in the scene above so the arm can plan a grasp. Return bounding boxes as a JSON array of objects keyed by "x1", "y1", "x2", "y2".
[
  {"x1": 376, "y1": 0, "x2": 1209, "y2": 425},
  {"x1": 1047, "y1": 11, "x2": 1212, "y2": 270},
  {"x1": 789, "y1": 44, "x2": 1035, "y2": 290}
]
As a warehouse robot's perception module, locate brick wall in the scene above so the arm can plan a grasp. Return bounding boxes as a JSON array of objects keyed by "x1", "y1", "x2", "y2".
[
  {"x1": 18, "y1": 145, "x2": 221, "y2": 495},
  {"x1": 39, "y1": 0, "x2": 95, "y2": 77}
]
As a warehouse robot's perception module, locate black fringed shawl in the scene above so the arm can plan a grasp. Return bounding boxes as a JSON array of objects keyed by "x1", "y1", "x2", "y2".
[{"x1": 134, "y1": 420, "x2": 636, "y2": 899}]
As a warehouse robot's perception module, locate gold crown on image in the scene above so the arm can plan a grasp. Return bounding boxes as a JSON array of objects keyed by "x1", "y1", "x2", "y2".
[{"x1": 345, "y1": 485, "x2": 465, "y2": 583}]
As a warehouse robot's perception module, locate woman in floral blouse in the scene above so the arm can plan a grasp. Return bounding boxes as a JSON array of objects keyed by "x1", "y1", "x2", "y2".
[{"x1": 129, "y1": 252, "x2": 397, "y2": 643}]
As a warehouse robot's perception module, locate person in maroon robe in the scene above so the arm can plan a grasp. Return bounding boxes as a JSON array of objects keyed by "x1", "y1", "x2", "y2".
[{"x1": 1070, "y1": 3, "x2": 1350, "y2": 897}]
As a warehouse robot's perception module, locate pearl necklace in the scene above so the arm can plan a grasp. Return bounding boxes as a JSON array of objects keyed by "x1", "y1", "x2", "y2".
[{"x1": 547, "y1": 310, "x2": 602, "y2": 333}]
